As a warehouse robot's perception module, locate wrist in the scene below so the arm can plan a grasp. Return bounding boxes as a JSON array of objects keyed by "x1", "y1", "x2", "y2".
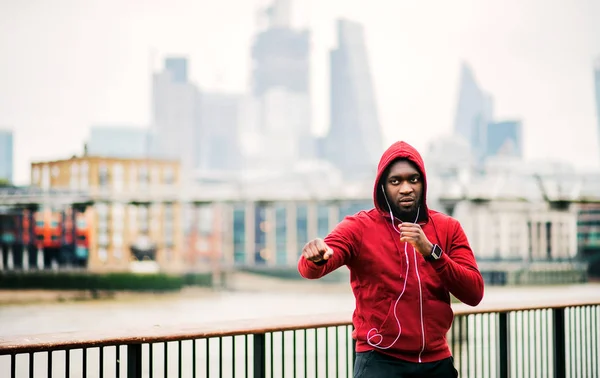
[
  {"x1": 421, "y1": 241, "x2": 434, "y2": 257},
  {"x1": 425, "y1": 244, "x2": 443, "y2": 262}
]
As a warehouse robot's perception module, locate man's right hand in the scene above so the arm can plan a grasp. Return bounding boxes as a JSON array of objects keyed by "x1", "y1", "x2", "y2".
[{"x1": 302, "y1": 238, "x2": 334, "y2": 263}]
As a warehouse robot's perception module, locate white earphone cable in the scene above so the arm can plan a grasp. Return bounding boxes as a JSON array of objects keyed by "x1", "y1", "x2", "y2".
[{"x1": 366, "y1": 186, "x2": 419, "y2": 350}]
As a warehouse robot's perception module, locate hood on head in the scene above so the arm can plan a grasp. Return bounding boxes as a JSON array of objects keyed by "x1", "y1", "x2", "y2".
[{"x1": 373, "y1": 141, "x2": 429, "y2": 221}]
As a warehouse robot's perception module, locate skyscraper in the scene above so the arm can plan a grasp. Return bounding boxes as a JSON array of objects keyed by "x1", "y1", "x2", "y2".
[
  {"x1": 0, "y1": 128, "x2": 13, "y2": 183},
  {"x1": 165, "y1": 57, "x2": 188, "y2": 84},
  {"x1": 252, "y1": 0, "x2": 309, "y2": 98},
  {"x1": 196, "y1": 92, "x2": 243, "y2": 171},
  {"x1": 152, "y1": 57, "x2": 200, "y2": 174},
  {"x1": 486, "y1": 121, "x2": 523, "y2": 159},
  {"x1": 250, "y1": 0, "x2": 313, "y2": 165},
  {"x1": 453, "y1": 63, "x2": 494, "y2": 162},
  {"x1": 324, "y1": 19, "x2": 383, "y2": 178},
  {"x1": 594, "y1": 56, "x2": 600, "y2": 156}
]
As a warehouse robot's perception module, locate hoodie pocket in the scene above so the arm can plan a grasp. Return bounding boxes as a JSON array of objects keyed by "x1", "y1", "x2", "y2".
[
  {"x1": 424, "y1": 296, "x2": 454, "y2": 351},
  {"x1": 359, "y1": 290, "x2": 424, "y2": 353}
]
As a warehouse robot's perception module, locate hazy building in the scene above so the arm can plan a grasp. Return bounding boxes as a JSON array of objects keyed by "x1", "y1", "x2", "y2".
[
  {"x1": 164, "y1": 57, "x2": 188, "y2": 84},
  {"x1": 453, "y1": 63, "x2": 494, "y2": 162},
  {"x1": 454, "y1": 199, "x2": 577, "y2": 262},
  {"x1": 196, "y1": 92, "x2": 243, "y2": 171},
  {"x1": 152, "y1": 57, "x2": 200, "y2": 174},
  {"x1": 0, "y1": 128, "x2": 13, "y2": 183},
  {"x1": 250, "y1": 0, "x2": 313, "y2": 164},
  {"x1": 30, "y1": 155, "x2": 182, "y2": 272},
  {"x1": 324, "y1": 19, "x2": 383, "y2": 179},
  {"x1": 87, "y1": 126, "x2": 154, "y2": 159},
  {"x1": 486, "y1": 120, "x2": 523, "y2": 159},
  {"x1": 594, "y1": 56, "x2": 600, "y2": 158}
]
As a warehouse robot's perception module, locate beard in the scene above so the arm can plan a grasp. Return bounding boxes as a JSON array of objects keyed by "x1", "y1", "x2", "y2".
[{"x1": 391, "y1": 201, "x2": 420, "y2": 222}]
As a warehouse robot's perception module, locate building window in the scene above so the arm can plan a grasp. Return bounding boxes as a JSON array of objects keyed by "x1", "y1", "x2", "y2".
[
  {"x1": 112, "y1": 203, "x2": 124, "y2": 233},
  {"x1": 112, "y1": 163, "x2": 124, "y2": 192},
  {"x1": 70, "y1": 163, "x2": 79, "y2": 190},
  {"x1": 546, "y1": 221, "x2": 552, "y2": 260},
  {"x1": 233, "y1": 207, "x2": 245, "y2": 264},
  {"x1": 32, "y1": 167, "x2": 40, "y2": 185},
  {"x1": 98, "y1": 164, "x2": 109, "y2": 189},
  {"x1": 254, "y1": 204, "x2": 267, "y2": 264},
  {"x1": 275, "y1": 205, "x2": 287, "y2": 265},
  {"x1": 152, "y1": 167, "x2": 160, "y2": 185},
  {"x1": 138, "y1": 165, "x2": 149, "y2": 190},
  {"x1": 183, "y1": 205, "x2": 193, "y2": 235},
  {"x1": 128, "y1": 205, "x2": 137, "y2": 231},
  {"x1": 151, "y1": 204, "x2": 161, "y2": 232},
  {"x1": 96, "y1": 203, "x2": 108, "y2": 217},
  {"x1": 96, "y1": 203, "x2": 109, "y2": 248},
  {"x1": 296, "y1": 204, "x2": 308, "y2": 257},
  {"x1": 164, "y1": 166, "x2": 175, "y2": 185},
  {"x1": 527, "y1": 221, "x2": 533, "y2": 260},
  {"x1": 42, "y1": 166, "x2": 50, "y2": 190},
  {"x1": 198, "y1": 206, "x2": 212, "y2": 235},
  {"x1": 317, "y1": 204, "x2": 329, "y2": 238},
  {"x1": 129, "y1": 164, "x2": 137, "y2": 191},
  {"x1": 164, "y1": 203, "x2": 174, "y2": 247},
  {"x1": 98, "y1": 233, "x2": 109, "y2": 248},
  {"x1": 138, "y1": 206, "x2": 149, "y2": 233},
  {"x1": 80, "y1": 162, "x2": 89, "y2": 190},
  {"x1": 98, "y1": 248, "x2": 108, "y2": 262},
  {"x1": 113, "y1": 233, "x2": 123, "y2": 248}
]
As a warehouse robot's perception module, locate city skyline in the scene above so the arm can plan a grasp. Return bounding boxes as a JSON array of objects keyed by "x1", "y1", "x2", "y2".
[{"x1": 1, "y1": 0, "x2": 600, "y2": 184}]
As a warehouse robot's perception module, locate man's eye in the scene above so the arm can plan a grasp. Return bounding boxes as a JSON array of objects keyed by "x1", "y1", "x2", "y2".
[
  {"x1": 390, "y1": 179, "x2": 399, "y2": 185},
  {"x1": 410, "y1": 177, "x2": 419, "y2": 183}
]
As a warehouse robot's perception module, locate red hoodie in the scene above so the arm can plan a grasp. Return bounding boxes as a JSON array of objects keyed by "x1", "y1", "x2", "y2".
[{"x1": 298, "y1": 141, "x2": 484, "y2": 363}]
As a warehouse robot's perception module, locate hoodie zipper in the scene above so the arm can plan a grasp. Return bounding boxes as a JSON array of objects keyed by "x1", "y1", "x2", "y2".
[{"x1": 413, "y1": 247, "x2": 426, "y2": 363}]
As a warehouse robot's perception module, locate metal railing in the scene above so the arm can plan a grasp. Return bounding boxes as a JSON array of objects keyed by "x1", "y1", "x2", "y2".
[{"x1": 1, "y1": 299, "x2": 598, "y2": 377}]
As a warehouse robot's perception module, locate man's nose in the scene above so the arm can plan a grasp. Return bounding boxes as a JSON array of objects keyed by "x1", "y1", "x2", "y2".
[{"x1": 399, "y1": 182, "x2": 413, "y2": 194}]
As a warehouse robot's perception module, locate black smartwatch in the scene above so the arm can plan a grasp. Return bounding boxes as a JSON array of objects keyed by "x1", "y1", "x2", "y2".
[{"x1": 426, "y1": 244, "x2": 443, "y2": 262}]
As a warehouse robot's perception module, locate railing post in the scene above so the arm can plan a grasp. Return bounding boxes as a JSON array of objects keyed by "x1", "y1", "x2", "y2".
[
  {"x1": 553, "y1": 308, "x2": 566, "y2": 378},
  {"x1": 352, "y1": 337, "x2": 356, "y2": 370},
  {"x1": 253, "y1": 333, "x2": 266, "y2": 378},
  {"x1": 127, "y1": 343, "x2": 142, "y2": 378},
  {"x1": 499, "y1": 312, "x2": 509, "y2": 378}
]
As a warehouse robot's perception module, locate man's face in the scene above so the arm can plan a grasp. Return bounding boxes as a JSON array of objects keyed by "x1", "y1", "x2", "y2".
[{"x1": 383, "y1": 160, "x2": 423, "y2": 218}]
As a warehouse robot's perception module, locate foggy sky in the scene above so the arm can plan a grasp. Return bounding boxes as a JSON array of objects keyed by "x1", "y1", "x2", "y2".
[{"x1": 1, "y1": 0, "x2": 600, "y2": 184}]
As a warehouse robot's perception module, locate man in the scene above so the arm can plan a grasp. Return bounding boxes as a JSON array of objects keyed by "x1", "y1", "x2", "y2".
[{"x1": 298, "y1": 141, "x2": 484, "y2": 377}]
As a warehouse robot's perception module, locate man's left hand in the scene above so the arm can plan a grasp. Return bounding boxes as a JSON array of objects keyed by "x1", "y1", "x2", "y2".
[{"x1": 399, "y1": 223, "x2": 434, "y2": 257}]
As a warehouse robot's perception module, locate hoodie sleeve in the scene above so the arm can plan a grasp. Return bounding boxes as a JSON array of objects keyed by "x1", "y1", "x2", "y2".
[
  {"x1": 297, "y1": 215, "x2": 362, "y2": 279},
  {"x1": 429, "y1": 219, "x2": 484, "y2": 306}
]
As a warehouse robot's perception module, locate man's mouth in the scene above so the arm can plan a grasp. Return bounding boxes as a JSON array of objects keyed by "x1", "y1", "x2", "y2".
[{"x1": 399, "y1": 198, "x2": 415, "y2": 206}]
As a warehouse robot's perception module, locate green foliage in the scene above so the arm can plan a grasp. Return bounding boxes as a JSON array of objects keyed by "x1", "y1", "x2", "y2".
[{"x1": 0, "y1": 272, "x2": 213, "y2": 291}]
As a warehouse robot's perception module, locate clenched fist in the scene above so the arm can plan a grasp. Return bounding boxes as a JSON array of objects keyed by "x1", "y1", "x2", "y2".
[
  {"x1": 302, "y1": 238, "x2": 333, "y2": 263},
  {"x1": 399, "y1": 222, "x2": 434, "y2": 257}
]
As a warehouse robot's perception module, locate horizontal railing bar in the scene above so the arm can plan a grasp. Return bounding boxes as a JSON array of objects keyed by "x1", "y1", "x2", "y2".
[
  {"x1": 450, "y1": 297, "x2": 600, "y2": 315},
  {"x1": 0, "y1": 313, "x2": 352, "y2": 355},
  {"x1": 1, "y1": 299, "x2": 599, "y2": 355}
]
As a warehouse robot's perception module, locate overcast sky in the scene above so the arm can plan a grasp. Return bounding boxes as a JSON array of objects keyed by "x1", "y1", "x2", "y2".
[{"x1": 1, "y1": 0, "x2": 600, "y2": 184}]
